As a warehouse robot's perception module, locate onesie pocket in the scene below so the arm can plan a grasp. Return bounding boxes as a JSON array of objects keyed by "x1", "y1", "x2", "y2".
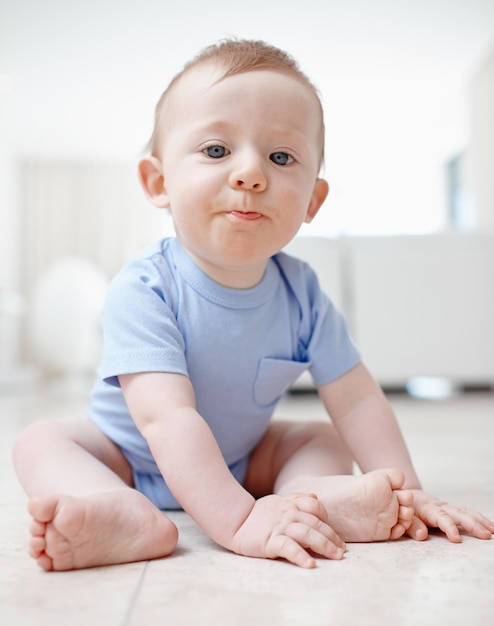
[{"x1": 254, "y1": 357, "x2": 310, "y2": 406}]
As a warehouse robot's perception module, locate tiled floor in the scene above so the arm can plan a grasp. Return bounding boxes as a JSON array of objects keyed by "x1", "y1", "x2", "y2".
[{"x1": 2, "y1": 382, "x2": 493, "y2": 625}]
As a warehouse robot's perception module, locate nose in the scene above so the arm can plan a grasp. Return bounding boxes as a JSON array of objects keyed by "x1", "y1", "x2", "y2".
[{"x1": 229, "y1": 153, "x2": 267, "y2": 192}]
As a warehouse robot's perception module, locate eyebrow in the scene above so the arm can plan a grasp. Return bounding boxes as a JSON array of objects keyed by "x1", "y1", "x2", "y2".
[
  {"x1": 188, "y1": 119, "x2": 238, "y2": 135},
  {"x1": 188, "y1": 118, "x2": 313, "y2": 147}
]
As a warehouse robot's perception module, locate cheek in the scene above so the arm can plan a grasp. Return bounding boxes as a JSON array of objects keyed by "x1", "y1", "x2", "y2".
[
  {"x1": 277, "y1": 182, "x2": 312, "y2": 214},
  {"x1": 165, "y1": 174, "x2": 200, "y2": 209},
  {"x1": 173, "y1": 166, "x2": 221, "y2": 199}
]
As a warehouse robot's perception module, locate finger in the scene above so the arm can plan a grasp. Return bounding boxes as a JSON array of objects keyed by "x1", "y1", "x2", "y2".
[
  {"x1": 405, "y1": 515, "x2": 429, "y2": 541},
  {"x1": 480, "y1": 514, "x2": 494, "y2": 533},
  {"x1": 442, "y1": 506, "x2": 494, "y2": 540},
  {"x1": 266, "y1": 534, "x2": 316, "y2": 568},
  {"x1": 293, "y1": 495, "x2": 330, "y2": 524},
  {"x1": 477, "y1": 513, "x2": 494, "y2": 534},
  {"x1": 296, "y1": 512, "x2": 346, "y2": 551},
  {"x1": 463, "y1": 521, "x2": 492, "y2": 540},
  {"x1": 433, "y1": 510, "x2": 462, "y2": 543},
  {"x1": 286, "y1": 522, "x2": 345, "y2": 560}
]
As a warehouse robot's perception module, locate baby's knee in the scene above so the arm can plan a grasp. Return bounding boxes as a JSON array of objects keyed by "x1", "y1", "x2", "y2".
[
  {"x1": 12, "y1": 419, "x2": 62, "y2": 462},
  {"x1": 303, "y1": 422, "x2": 353, "y2": 470}
]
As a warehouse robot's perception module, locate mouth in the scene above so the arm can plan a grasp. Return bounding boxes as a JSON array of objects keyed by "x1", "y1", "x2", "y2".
[{"x1": 228, "y1": 210, "x2": 263, "y2": 221}]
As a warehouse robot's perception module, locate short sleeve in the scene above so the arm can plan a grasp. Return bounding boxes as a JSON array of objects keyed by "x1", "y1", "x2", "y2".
[
  {"x1": 98, "y1": 255, "x2": 188, "y2": 387},
  {"x1": 307, "y1": 292, "x2": 361, "y2": 385}
]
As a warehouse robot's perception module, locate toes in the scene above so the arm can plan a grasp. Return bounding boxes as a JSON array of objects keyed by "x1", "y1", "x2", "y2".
[
  {"x1": 28, "y1": 495, "x2": 59, "y2": 524},
  {"x1": 389, "y1": 504, "x2": 415, "y2": 539},
  {"x1": 28, "y1": 535, "x2": 45, "y2": 559},
  {"x1": 389, "y1": 522, "x2": 407, "y2": 540},
  {"x1": 396, "y1": 489, "x2": 414, "y2": 507},
  {"x1": 398, "y1": 503, "x2": 415, "y2": 529},
  {"x1": 36, "y1": 553, "x2": 54, "y2": 572},
  {"x1": 29, "y1": 519, "x2": 46, "y2": 537},
  {"x1": 29, "y1": 535, "x2": 55, "y2": 571},
  {"x1": 382, "y1": 468, "x2": 405, "y2": 490}
]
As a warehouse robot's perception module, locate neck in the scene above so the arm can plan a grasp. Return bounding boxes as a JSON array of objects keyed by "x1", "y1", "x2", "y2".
[
  {"x1": 178, "y1": 246, "x2": 267, "y2": 289},
  {"x1": 193, "y1": 256, "x2": 267, "y2": 289}
]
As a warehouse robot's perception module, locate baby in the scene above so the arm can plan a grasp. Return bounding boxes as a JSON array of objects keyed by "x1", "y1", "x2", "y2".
[{"x1": 13, "y1": 39, "x2": 494, "y2": 571}]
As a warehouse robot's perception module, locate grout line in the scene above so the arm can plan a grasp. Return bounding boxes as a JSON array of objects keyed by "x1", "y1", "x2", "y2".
[{"x1": 120, "y1": 561, "x2": 149, "y2": 626}]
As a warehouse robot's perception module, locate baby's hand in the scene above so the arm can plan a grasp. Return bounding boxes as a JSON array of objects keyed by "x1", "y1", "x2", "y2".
[
  {"x1": 230, "y1": 493, "x2": 346, "y2": 568},
  {"x1": 407, "y1": 490, "x2": 494, "y2": 543}
]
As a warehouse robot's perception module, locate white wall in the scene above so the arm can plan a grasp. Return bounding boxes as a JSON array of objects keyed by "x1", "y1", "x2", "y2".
[
  {"x1": 470, "y1": 46, "x2": 494, "y2": 231},
  {"x1": 1, "y1": 1, "x2": 494, "y2": 255},
  {"x1": 1, "y1": 1, "x2": 494, "y2": 380},
  {"x1": 0, "y1": 89, "x2": 20, "y2": 292}
]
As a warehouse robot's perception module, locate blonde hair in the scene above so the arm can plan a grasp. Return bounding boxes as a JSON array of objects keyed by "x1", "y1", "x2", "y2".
[{"x1": 145, "y1": 39, "x2": 325, "y2": 163}]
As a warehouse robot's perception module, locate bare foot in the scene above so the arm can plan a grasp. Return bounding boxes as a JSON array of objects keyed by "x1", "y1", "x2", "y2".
[
  {"x1": 279, "y1": 468, "x2": 414, "y2": 542},
  {"x1": 27, "y1": 489, "x2": 178, "y2": 571}
]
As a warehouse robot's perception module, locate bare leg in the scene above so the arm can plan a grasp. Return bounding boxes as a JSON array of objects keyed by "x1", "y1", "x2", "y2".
[
  {"x1": 245, "y1": 420, "x2": 414, "y2": 542},
  {"x1": 12, "y1": 418, "x2": 178, "y2": 570}
]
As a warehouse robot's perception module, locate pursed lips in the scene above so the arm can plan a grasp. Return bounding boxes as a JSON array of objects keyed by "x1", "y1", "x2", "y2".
[
  {"x1": 215, "y1": 196, "x2": 266, "y2": 221},
  {"x1": 228, "y1": 210, "x2": 263, "y2": 221}
]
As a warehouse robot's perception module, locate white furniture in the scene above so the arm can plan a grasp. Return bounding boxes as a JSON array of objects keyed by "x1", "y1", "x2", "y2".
[
  {"x1": 29, "y1": 258, "x2": 108, "y2": 378},
  {"x1": 285, "y1": 234, "x2": 494, "y2": 390}
]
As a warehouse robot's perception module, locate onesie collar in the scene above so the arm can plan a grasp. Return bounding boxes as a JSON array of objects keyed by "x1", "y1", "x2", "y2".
[{"x1": 170, "y1": 238, "x2": 279, "y2": 309}]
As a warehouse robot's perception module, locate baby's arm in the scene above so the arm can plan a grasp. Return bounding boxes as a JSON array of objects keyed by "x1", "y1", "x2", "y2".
[
  {"x1": 119, "y1": 371, "x2": 345, "y2": 567},
  {"x1": 318, "y1": 362, "x2": 494, "y2": 542},
  {"x1": 318, "y1": 363, "x2": 422, "y2": 488}
]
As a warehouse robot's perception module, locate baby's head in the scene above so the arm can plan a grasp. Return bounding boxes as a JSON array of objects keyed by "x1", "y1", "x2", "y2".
[
  {"x1": 146, "y1": 39, "x2": 325, "y2": 168},
  {"x1": 139, "y1": 39, "x2": 329, "y2": 285}
]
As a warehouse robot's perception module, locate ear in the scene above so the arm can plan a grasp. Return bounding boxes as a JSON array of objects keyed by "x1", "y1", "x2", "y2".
[
  {"x1": 304, "y1": 178, "x2": 329, "y2": 223},
  {"x1": 138, "y1": 157, "x2": 170, "y2": 208}
]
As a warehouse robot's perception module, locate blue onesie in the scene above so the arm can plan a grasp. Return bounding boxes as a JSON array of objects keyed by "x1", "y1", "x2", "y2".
[{"x1": 88, "y1": 237, "x2": 360, "y2": 509}]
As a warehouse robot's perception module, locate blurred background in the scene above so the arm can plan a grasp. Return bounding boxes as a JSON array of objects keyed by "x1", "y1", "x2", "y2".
[{"x1": 1, "y1": 0, "x2": 493, "y2": 393}]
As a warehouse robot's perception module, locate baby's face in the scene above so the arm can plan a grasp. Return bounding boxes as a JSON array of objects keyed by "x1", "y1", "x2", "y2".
[{"x1": 156, "y1": 64, "x2": 328, "y2": 287}]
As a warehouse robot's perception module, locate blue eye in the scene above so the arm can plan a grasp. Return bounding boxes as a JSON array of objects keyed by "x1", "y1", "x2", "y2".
[
  {"x1": 270, "y1": 152, "x2": 293, "y2": 166},
  {"x1": 204, "y1": 145, "x2": 228, "y2": 158}
]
